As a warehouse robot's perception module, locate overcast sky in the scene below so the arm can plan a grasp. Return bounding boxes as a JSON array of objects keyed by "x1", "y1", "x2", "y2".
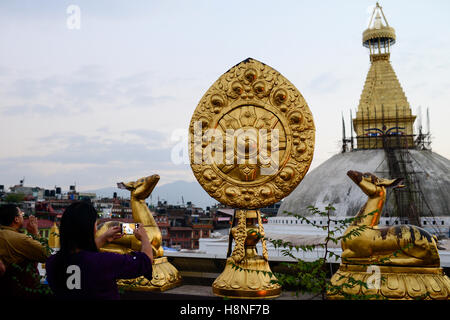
[{"x1": 0, "y1": 0, "x2": 449, "y2": 192}]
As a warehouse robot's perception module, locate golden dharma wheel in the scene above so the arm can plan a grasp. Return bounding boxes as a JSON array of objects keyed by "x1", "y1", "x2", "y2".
[{"x1": 189, "y1": 58, "x2": 315, "y2": 209}]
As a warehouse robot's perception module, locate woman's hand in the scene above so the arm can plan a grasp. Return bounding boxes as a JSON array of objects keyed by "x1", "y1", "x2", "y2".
[
  {"x1": 95, "y1": 225, "x2": 122, "y2": 249},
  {"x1": 103, "y1": 225, "x2": 123, "y2": 242},
  {"x1": 134, "y1": 225, "x2": 153, "y2": 263},
  {"x1": 133, "y1": 224, "x2": 149, "y2": 242}
]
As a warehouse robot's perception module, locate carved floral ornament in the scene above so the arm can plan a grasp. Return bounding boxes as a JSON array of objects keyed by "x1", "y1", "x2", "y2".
[{"x1": 189, "y1": 58, "x2": 315, "y2": 209}]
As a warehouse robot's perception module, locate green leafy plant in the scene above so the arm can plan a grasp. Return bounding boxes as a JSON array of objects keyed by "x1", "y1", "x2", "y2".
[
  {"x1": 228, "y1": 205, "x2": 395, "y2": 299},
  {"x1": 269, "y1": 205, "x2": 386, "y2": 299},
  {"x1": 4, "y1": 193, "x2": 25, "y2": 203}
]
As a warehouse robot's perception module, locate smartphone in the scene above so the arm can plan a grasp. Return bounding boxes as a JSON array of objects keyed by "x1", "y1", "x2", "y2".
[{"x1": 121, "y1": 223, "x2": 138, "y2": 235}]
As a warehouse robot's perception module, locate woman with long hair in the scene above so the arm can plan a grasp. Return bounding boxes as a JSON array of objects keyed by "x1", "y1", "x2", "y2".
[{"x1": 45, "y1": 201, "x2": 153, "y2": 299}]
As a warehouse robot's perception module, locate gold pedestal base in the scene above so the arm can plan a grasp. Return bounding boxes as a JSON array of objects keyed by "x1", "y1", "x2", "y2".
[
  {"x1": 328, "y1": 264, "x2": 450, "y2": 300},
  {"x1": 212, "y1": 256, "x2": 282, "y2": 299},
  {"x1": 118, "y1": 257, "x2": 182, "y2": 292}
]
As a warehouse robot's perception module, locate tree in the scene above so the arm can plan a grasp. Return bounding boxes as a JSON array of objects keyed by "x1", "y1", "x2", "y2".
[{"x1": 4, "y1": 193, "x2": 25, "y2": 203}]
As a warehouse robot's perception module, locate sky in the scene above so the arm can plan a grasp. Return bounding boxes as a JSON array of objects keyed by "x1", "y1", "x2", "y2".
[{"x1": 0, "y1": 0, "x2": 449, "y2": 193}]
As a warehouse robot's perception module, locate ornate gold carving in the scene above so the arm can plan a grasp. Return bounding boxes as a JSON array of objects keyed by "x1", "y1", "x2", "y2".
[
  {"x1": 212, "y1": 209, "x2": 281, "y2": 298},
  {"x1": 189, "y1": 58, "x2": 315, "y2": 209},
  {"x1": 370, "y1": 52, "x2": 390, "y2": 62},
  {"x1": 329, "y1": 265, "x2": 450, "y2": 300},
  {"x1": 191, "y1": 58, "x2": 314, "y2": 299},
  {"x1": 362, "y1": 3, "x2": 396, "y2": 45},
  {"x1": 362, "y1": 27, "x2": 396, "y2": 44}
]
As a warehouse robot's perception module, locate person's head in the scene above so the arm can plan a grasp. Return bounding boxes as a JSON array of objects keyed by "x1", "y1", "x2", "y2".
[
  {"x1": 59, "y1": 201, "x2": 99, "y2": 254},
  {"x1": 0, "y1": 204, "x2": 24, "y2": 229},
  {"x1": 52, "y1": 201, "x2": 98, "y2": 293}
]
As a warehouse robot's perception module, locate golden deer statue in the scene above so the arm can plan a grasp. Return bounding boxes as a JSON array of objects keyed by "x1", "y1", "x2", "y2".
[
  {"x1": 341, "y1": 170, "x2": 440, "y2": 266},
  {"x1": 97, "y1": 175, "x2": 163, "y2": 256},
  {"x1": 96, "y1": 174, "x2": 181, "y2": 291},
  {"x1": 328, "y1": 170, "x2": 450, "y2": 300}
]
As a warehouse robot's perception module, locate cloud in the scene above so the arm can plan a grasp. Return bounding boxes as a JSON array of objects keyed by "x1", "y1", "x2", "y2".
[
  {"x1": 1, "y1": 104, "x2": 56, "y2": 116},
  {"x1": 123, "y1": 129, "x2": 169, "y2": 144},
  {"x1": 0, "y1": 130, "x2": 192, "y2": 190},
  {"x1": 130, "y1": 94, "x2": 175, "y2": 108},
  {"x1": 8, "y1": 78, "x2": 42, "y2": 99},
  {"x1": 0, "y1": 65, "x2": 180, "y2": 119},
  {"x1": 0, "y1": 1, "x2": 449, "y2": 195},
  {"x1": 34, "y1": 131, "x2": 174, "y2": 163},
  {"x1": 307, "y1": 73, "x2": 341, "y2": 93}
]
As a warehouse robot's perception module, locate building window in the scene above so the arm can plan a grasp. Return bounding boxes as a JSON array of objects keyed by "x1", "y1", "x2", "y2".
[{"x1": 385, "y1": 221, "x2": 389, "y2": 225}]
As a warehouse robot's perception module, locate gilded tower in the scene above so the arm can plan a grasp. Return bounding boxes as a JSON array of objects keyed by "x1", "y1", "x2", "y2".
[
  {"x1": 353, "y1": 3, "x2": 416, "y2": 149},
  {"x1": 280, "y1": 2, "x2": 450, "y2": 233}
]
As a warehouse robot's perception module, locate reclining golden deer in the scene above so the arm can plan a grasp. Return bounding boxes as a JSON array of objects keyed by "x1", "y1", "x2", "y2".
[
  {"x1": 342, "y1": 170, "x2": 440, "y2": 267},
  {"x1": 96, "y1": 174, "x2": 181, "y2": 291}
]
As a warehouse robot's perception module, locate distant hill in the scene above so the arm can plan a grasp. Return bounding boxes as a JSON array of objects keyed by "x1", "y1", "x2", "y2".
[{"x1": 87, "y1": 180, "x2": 218, "y2": 209}]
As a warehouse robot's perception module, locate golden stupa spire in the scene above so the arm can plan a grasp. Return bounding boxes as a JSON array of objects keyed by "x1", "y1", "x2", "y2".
[{"x1": 353, "y1": 2, "x2": 416, "y2": 149}]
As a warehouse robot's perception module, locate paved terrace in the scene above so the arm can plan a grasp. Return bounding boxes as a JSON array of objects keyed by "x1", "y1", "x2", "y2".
[
  {"x1": 37, "y1": 236, "x2": 450, "y2": 300},
  {"x1": 121, "y1": 248, "x2": 449, "y2": 300},
  {"x1": 118, "y1": 251, "x2": 327, "y2": 300}
]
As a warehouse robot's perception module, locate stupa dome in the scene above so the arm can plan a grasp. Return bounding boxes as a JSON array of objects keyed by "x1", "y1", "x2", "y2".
[{"x1": 278, "y1": 149, "x2": 450, "y2": 218}]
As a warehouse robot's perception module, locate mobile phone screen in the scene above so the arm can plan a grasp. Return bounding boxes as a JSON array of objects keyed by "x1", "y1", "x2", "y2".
[{"x1": 121, "y1": 223, "x2": 135, "y2": 235}]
